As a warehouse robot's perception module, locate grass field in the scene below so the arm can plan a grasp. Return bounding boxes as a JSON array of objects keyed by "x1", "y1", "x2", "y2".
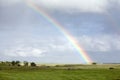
[
  {"x1": 0, "y1": 64, "x2": 120, "y2": 80},
  {"x1": 0, "y1": 69, "x2": 120, "y2": 80}
]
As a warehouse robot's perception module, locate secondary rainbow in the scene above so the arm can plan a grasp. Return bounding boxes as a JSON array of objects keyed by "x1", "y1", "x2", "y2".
[{"x1": 24, "y1": 0, "x2": 92, "y2": 64}]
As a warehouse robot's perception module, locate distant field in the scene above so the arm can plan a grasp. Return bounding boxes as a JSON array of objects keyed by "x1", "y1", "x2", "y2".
[{"x1": 0, "y1": 64, "x2": 120, "y2": 80}]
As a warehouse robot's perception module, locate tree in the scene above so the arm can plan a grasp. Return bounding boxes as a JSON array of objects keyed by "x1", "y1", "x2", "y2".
[
  {"x1": 92, "y1": 62, "x2": 97, "y2": 65},
  {"x1": 24, "y1": 61, "x2": 29, "y2": 66},
  {"x1": 15, "y1": 61, "x2": 21, "y2": 66},
  {"x1": 30, "y1": 62, "x2": 36, "y2": 67},
  {"x1": 11, "y1": 61, "x2": 21, "y2": 66},
  {"x1": 0, "y1": 61, "x2": 11, "y2": 66},
  {"x1": 11, "y1": 61, "x2": 16, "y2": 66}
]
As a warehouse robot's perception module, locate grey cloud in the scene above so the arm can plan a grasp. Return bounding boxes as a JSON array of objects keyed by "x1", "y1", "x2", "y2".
[
  {"x1": 0, "y1": 0, "x2": 120, "y2": 63},
  {"x1": 78, "y1": 34, "x2": 120, "y2": 52}
]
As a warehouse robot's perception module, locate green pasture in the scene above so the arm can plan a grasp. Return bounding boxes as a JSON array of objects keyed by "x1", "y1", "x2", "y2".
[{"x1": 0, "y1": 64, "x2": 120, "y2": 80}]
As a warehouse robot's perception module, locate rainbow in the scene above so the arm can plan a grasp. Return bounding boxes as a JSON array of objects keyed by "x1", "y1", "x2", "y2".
[{"x1": 24, "y1": 0, "x2": 92, "y2": 64}]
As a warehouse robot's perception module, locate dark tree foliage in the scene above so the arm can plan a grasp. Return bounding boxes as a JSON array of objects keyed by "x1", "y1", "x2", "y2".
[
  {"x1": 11, "y1": 61, "x2": 21, "y2": 66},
  {"x1": 16, "y1": 61, "x2": 20, "y2": 66},
  {"x1": 92, "y1": 62, "x2": 97, "y2": 65},
  {"x1": 30, "y1": 62, "x2": 36, "y2": 67},
  {"x1": 11, "y1": 61, "x2": 16, "y2": 66}
]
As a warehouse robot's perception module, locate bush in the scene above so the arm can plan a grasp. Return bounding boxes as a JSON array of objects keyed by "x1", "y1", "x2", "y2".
[
  {"x1": 109, "y1": 67, "x2": 114, "y2": 70},
  {"x1": 92, "y1": 62, "x2": 97, "y2": 65}
]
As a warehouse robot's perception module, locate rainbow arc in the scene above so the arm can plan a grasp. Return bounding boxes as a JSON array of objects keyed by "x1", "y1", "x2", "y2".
[{"x1": 24, "y1": 0, "x2": 93, "y2": 64}]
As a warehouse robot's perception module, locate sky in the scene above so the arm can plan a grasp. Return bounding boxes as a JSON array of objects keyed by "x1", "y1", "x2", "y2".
[{"x1": 0, "y1": 0, "x2": 120, "y2": 64}]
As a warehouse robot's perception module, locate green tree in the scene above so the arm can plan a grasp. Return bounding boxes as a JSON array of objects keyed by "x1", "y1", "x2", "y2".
[
  {"x1": 92, "y1": 62, "x2": 97, "y2": 65},
  {"x1": 11, "y1": 61, "x2": 16, "y2": 66},
  {"x1": 11, "y1": 61, "x2": 21, "y2": 66},
  {"x1": 30, "y1": 62, "x2": 36, "y2": 67},
  {"x1": 16, "y1": 61, "x2": 21, "y2": 66}
]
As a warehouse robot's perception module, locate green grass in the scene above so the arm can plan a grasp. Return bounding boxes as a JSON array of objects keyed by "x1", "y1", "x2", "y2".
[{"x1": 0, "y1": 68, "x2": 120, "y2": 80}]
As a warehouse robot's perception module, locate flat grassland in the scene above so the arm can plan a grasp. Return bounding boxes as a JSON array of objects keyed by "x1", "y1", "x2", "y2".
[{"x1": 0, "y1": 64, "x2": 120, "y2": 80}]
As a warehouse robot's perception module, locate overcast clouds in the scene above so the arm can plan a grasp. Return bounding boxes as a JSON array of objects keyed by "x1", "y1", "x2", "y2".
[{"x1": 0, "y1": 0, "x2": 120, "y2": 63}]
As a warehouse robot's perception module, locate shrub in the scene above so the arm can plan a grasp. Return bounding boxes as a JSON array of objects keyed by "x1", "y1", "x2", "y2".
[
  {"x1": 92, "y1": 62, "x2": 97, "y2": 65},
  {"x1": 109, "y1": 67, "x2": 114, "y2": 70}
]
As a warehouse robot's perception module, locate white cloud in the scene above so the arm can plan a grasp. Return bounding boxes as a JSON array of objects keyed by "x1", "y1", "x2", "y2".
[
  {"x1": 2, "y1": 34, "x2": 120, "y2": 58},
  {"x1": 78, "y1": 35, "x2": 120, "y2": 52},
  {"x1": 0, "y1": 0, "x2": 108, "y2": 13},
  {"x1": 1, "y1": 0, "x2": 120, "y2": 13},
  {"x1": 4, "y1": 46, "x2": 46, "y2": 57},
  {"x1": 2, "y1": 0, "x2": 120, "y2": 13},
  {"x1": 49, "y1": 43, "x2": 74, "y2": 51},
  {"x1": 112, "y1": 36, "x2": 120, "y2": 50},
  {"x1": 29, "y1": 0, "x2": 108, "y2": 13}
]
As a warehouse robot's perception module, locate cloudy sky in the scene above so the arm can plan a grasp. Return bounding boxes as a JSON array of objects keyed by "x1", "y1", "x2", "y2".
[{"x1": 0, "y1": 0, "x2": 120, "y2": 64}]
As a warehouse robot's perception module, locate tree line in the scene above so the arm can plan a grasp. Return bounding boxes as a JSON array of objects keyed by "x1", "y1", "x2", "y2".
[{"x1": 0, "y1": 61, "x2": 36, "y2": 67}]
